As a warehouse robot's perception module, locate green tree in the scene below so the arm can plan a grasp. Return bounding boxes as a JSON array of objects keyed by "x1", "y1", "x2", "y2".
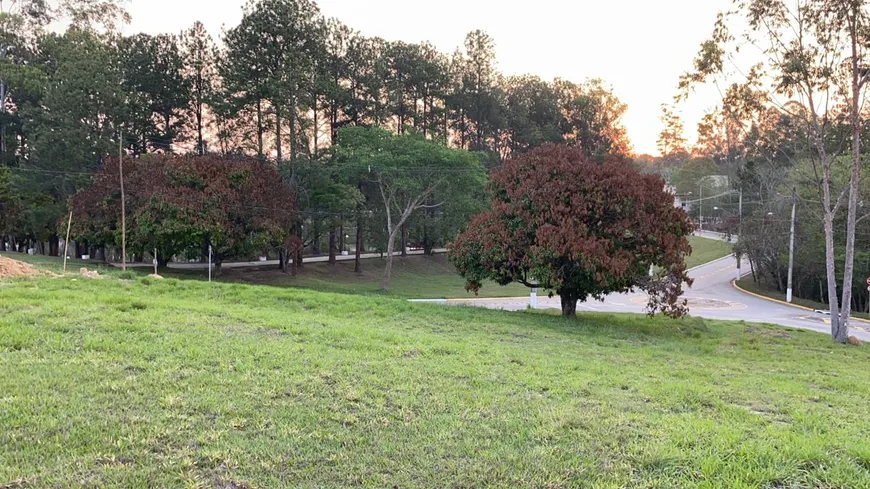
[
  {"x1": 557, "y1": 79, "x2": 630, "y2": 159},
  {"x1": 17, "y1": 28, "x2": 124, "y2": 251},
  {"x1": 499, "y1": 75, "x2": 563, "y2": 156},
  {"x1": 680, "y1": 0, "x2": 870, "y2": 342},
  {"x1": 180, "y1": 21, "x2": 218, "y2": 155},
  {"x1": 332, "y1": 126, "x2": 484, "y2": 290},
  {"x1": 657, "y1": 104, "x2": 687, "y2": 157},
  {"x1": 223, "y1": 0, "x2": 324, "y2": 164},
  {"x1": 459, "y1": 30, "x2": 502, "y2": 152},
  {"x1": 120, "y1": 33, "x2": 189, "y2": 153}
]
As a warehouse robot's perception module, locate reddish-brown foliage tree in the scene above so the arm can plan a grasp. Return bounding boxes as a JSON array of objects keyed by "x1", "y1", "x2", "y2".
[
  {"x1": 450, "y1": 144, "x2": 694, "y2": 318},
  {"x1": 70, "y1": 154, "x2": 296, "y2": 274}
]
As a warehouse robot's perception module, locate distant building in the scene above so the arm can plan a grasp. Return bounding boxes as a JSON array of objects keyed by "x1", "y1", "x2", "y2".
[{"x1": 664, "y1": 185, "x2": 693, "y2": 213}]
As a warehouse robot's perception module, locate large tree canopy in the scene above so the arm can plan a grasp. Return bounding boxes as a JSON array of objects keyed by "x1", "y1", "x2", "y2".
[
  {"x1": 451, "y1": 145, "x2": 693, "y2": 318},
  {"x1": 332, "y1": 126, "x2": 485, "y2": 290},
  {"x1": 70, "y1": 154, "x2": 295, "y2": 273}
]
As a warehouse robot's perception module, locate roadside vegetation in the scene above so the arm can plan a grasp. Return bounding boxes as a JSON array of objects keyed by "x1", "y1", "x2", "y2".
[{"x1": 736, "y1": 277, "x2": 870, "y2": 321}]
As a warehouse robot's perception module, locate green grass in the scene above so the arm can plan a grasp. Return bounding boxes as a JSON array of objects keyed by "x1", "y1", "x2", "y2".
[
  {"x1": 6, "y1": 235, "x2": 733, "y2": 302},
  {"x1": 686, "y1": 235, "x2": 734, "y2": 269},
  {"x1": 737, "y1": 277, "x2": 870, "y2": 321},
  {"x1": 2, "y1": 268, "x2": 870, "y2": 487},
  {"x1": 218, "y1": 254, "x2": 531, "y2": 299}
]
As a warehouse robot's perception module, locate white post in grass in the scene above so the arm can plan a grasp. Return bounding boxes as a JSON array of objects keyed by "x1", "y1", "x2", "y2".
[
  {"x1": 208, "y1": 245, "x2": 212, "y2": 282},
  {"x1": 530, "y1": 279, "x2": 538, "y2": 309}
]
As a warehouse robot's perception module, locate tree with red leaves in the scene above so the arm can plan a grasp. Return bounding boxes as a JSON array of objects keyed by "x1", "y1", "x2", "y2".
[
  {"x1": 70, "y1": 154, "x2": 295, "y2": 274},
  {"x1": 450, "y1": 145, "x2": 694, "y2": 318}
]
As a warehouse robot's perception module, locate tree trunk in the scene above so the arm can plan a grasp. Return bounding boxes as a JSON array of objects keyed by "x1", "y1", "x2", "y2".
[
  {"x1": 0, "y1": 79, "x2": 6, "y2": 162},
  {"x1": 312, "y1": 224, "x2": 321, "y2": 255},
  {"x1": 355, "y1": 219, "x2": 363, "y2": 274},
  {"x1": 401, "y1": 222, "x2": 408, "y2": 257},
  {"x1": 49, "y1": 234, "x2": 59, "y2": 257},
  {"x1": 383, "y1": 229, "x2": 397, "y2": 291},
  {"x1": 295, "y1": 224, "x2": 304, "y2": 269},
  {"x1": 275, "y1": 106, "x2": 282, "y2": 162},
  {"x1": 339, "y1": 223, "x2": 344, "y2": 252},
  {"x1": 289, "y1": 88, "x2": 297, "y2": 164},
  {"x1": 328, "y1": 229, "x2": 337, "y2": 265},
  {"x1": 312, "y1": 96, "x2": 319, "y2": 158},
  {"x1": 824, "y1": 211, "x2": 845, "y2": 341},
  {"x1": 423, "y1": 222, "x2": 432, "y2": 255},
  {"x1": 279, "y1": 249, "x2": 288, "y2": 273},
  {"x1": 839, "y1": 17, "x2": 861, "y2": 339},
  {"x1": 214, "y1": 256, "x2": 223, "y2": 277},
  {"x1": 256, "y1": 99, "x2": 264, "y2": 159},
  {"x1": 560, "y1": 289, "x2": 579, "y2": 318},
  {"x1": 196, "y1": 72, "x2": 204, "y2": 155}
]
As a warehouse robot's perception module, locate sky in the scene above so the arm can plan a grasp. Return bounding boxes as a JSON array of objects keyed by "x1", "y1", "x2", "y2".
[{"x1": 123, "y1": 0, "x2": 732, "y2": 156}]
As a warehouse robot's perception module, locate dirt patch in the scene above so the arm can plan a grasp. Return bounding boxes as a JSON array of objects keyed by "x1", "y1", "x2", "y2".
[
  {"x1": 745, "y1": 325, "x2": 794, "y2": 339},
  {"x1": 79, "y1": 267, "x2": 103, "y2": 279},
  {"x1": 0, "y1": 255, "x2": 42, "y2": 278}
]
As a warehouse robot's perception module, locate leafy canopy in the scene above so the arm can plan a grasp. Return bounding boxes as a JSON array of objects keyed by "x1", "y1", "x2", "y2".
[{"x1": 451, "y1": 144, "x2": 694, "y2": 318}]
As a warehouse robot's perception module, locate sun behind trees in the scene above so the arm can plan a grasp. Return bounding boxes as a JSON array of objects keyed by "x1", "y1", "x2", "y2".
[
  {"x1": 450, "y1": 145, "x2": 694, "y2": 318},
  {"x1": 70, "y1": 155, "x2": 296, "y2": 275}
]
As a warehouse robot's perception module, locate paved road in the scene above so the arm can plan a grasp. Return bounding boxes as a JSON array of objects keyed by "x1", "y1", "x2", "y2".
[{"x1": 436, "y1": 234, "x2": 870, "y2": 341}]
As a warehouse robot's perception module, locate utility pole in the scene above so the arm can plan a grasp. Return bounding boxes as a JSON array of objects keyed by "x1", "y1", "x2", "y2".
[
  {"x1": 0, "y1": 44, "x2": 7, "y2": 162},
  {"x1": 786, "y1": 187, "x2": 796, "y2": 303},
  {"x1": 119, "y1": 131, "x2": 127, "y2": 271},
  {"x1": 699, "y1": 183, "x2": 703, "y2": 232},
  {"x1": 62, "y1": 212, "x2": 73, "y2": 273},
  {"x1": 737, "y1": 188, "x2": 742, "y2": 281}
]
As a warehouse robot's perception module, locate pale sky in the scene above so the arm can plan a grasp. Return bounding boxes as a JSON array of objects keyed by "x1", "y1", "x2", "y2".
[{"x1": 123, "y1": 0, "x2": 730, "y2": 155}]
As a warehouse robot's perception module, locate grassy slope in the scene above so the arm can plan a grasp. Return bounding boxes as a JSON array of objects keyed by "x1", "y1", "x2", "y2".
[
  {"x1": 2, "y1": 272, "x2": 870, "y2": 488},
  {"x1": 5, "y1": 235, "x2": 731, "y2": 302},
  {"x1": 686, "y1": 235, "x2": 734, "y2": 270}
]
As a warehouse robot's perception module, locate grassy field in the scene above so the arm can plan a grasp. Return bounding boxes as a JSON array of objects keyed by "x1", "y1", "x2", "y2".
[
  {"x1": 736, "y1": 277, "x2": 870, "y2": 321},
  {"x1": 686, "y1": 235, "x2": 733, "y2": 269},
  {"x1": 4, "y1": 235, "x2": 732, "y2": 302},
  {"x1": 2, "y1": 267, "x2": 870, "y2": 487}
]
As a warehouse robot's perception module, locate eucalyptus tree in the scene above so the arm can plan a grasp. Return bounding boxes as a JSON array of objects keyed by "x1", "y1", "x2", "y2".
[{"x1": 680, "y1": 0, "x2": 870, "y2": 342}]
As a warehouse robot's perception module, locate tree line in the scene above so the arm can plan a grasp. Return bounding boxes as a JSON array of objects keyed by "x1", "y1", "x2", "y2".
[{"x1": 0, "y1": 0, "x2": 631, "y2": 287}]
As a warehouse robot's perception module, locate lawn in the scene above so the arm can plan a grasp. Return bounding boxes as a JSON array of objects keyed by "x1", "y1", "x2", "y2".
[
  {"x1": 5, "y1": 235, "x2": 732, "y2": 302},
  {"x1": 2, "y1": 268, "x2": 870, "y2": 488},
  {"x1": 686, "y1": 235, "x2": 734, "y2": 269}
]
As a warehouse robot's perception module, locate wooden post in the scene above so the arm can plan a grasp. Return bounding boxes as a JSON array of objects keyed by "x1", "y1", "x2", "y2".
[
  {"x1": 153, "y1": 248, "x2": 158, "y2": 275},
  {"x1": 119, "y1": 130, "x2": 127, "y2": 271},
  {"x1": 62, "y1": 211, "x2": 73, "y2": 273}
]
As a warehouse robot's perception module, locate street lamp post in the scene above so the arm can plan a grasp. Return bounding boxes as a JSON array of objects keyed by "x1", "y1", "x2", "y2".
[
  {"x1": 737, "y1": 188, "x2": 742, "y2": 281},
  {"x1": 786, "y1": 187, "x2": 797, "y2": 303}
]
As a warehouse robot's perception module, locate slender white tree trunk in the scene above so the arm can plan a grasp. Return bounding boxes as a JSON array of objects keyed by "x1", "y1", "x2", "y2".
[{"x1": 839, "y1": 15, "x2": 862, "y2": 341}]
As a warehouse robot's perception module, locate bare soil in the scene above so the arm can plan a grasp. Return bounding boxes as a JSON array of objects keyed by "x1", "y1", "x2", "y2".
[{"x1": 0, "y1": 255, "x2": 43, "y2": 278}]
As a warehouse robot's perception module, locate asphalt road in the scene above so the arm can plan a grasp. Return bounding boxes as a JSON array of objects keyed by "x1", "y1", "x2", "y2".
[{"x1": 438, "y1": 238, "x2": 870, "y2": 341}]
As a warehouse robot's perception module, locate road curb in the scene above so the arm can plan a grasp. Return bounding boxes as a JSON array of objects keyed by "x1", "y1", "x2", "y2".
[{"x1": 730, "y1": 278, "x2": 870, "y2": 326}]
